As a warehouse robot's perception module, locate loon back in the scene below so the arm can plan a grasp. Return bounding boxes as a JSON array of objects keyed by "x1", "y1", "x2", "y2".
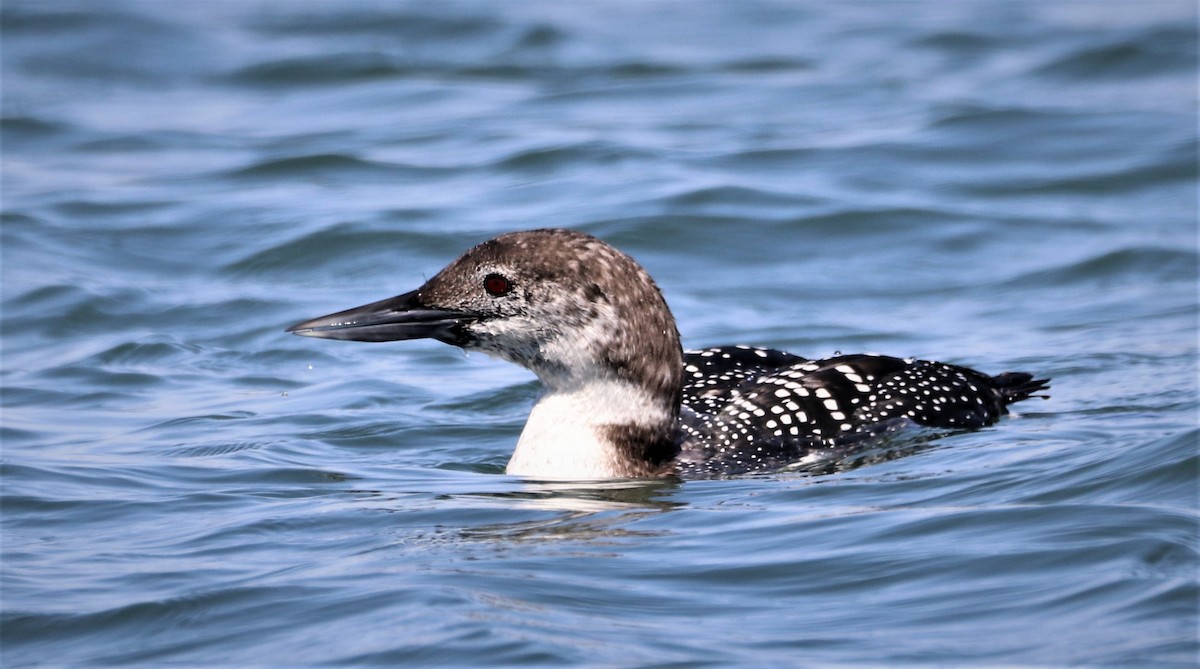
[
  {"x1": 676, "y1": 346, "x2": 1048, "y2": 477},
  {"x1": 288, "y1": 228, "x2": 1049, "y2": 479}
]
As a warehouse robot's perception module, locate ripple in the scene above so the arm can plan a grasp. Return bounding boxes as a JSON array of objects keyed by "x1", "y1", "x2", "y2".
[
  {"x1": 89, "y1": 340, "x2": 205, "y2": 366},
  {"x1": 958, "y1": 139, "x2": 1198, "y2": 195},
  {"x1": 928, "y1": 104, "x2": 1076, "y2": 132},
  {"x1": 1034, "y1": 26, "x2": 1198, "y2": 80},
  {"x1": 53, "y1": 199, "x2": 178, "y2": 218},
  {"x1": 719, "y1": 57, "x2": 814, "y2": 73},
  {"x1": 660, "y1": 184, "x2": 823, "y2": 212},
  {"x1": 225, "y1": 226, "x2": 446, "y2": 277},
  {"x1": 0, "y1": 114, "x2": 72, "y2": 139},
  {"x1": 495, "y1": 141, "x2": 657, "y2": 171},
  {"x1": 247, "y1": 9, "x2": 501, "y2": 40},
  {"x1": 1002, "y1": 247, "x2": 1198, "y2": 289},
  {"x1": 146, "y1": 411, "x2": 257, "y2": 432},
  {"x1": 163, "y1": 440, "x2": 272, "y2": 458},
  {"x1": 223, "y1": 153, "x2": 446, "y2": 180},
  {"x1": 1, "y1": 585, "x2": 329, "y2": 665},
  {"x1": 227, "y1": 52, "x2": 412, "y2": 87},
  {"x1": 910, "y1": 30, "x2": 1004, "y2": 53}
]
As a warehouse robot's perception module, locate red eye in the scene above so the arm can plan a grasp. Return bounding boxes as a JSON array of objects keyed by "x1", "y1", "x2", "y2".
[{"x1": 483, "y1": 273, "x2": 512, "y2": 296}]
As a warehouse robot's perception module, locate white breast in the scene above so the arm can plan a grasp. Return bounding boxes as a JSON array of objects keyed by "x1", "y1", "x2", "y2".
[{"x1": 505, "y1": 378, "x2": 667, "y2": 480}]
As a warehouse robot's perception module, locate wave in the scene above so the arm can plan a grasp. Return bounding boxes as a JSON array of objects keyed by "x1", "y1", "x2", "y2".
[
  {"x1": 1033, "y1": 25, "x2": 1198, "y2": 80},
  {"x1": 1001, "y1": 246, "x2": 1198, "y2": 289},
  {"x1": 222, "y1": 153, "x2": 448, "y2": 180}
]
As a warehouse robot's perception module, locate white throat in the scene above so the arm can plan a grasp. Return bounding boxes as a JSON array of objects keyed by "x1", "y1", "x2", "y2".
[{"x1": 505, "y1": 377, "x2": 669, "y2": 480}]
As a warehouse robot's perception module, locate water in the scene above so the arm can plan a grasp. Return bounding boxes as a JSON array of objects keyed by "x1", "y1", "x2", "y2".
[{"x1": 2, "y1": 1, "x2": 1197, "y2": 666}]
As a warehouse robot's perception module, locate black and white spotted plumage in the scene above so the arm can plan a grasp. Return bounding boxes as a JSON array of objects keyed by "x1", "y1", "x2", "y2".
[
  {"x1": 289, "y1": 228, "x2": 1050, "y2": 480},
  {"x1": 675, "y1": 346, "x2": 1049, "y2": 476}
]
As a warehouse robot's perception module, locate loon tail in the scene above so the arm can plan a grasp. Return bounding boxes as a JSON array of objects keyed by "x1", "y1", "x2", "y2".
[{"x1": 991, "y1": 372, "x2": 1051, "y2": 406}]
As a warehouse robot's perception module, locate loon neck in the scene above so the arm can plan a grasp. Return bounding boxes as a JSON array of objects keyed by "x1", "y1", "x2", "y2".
[
  {"x1": 505, "y1": 375, "x2": 679, "y2": 479},
  {"x1": 496, "y1": 287, "x2": 685, "y2": 479}
]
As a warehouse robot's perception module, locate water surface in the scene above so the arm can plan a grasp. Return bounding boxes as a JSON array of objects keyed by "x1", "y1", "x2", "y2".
[{"x1": 2, "y1": 1, "x2": 1197, "y2": 667}]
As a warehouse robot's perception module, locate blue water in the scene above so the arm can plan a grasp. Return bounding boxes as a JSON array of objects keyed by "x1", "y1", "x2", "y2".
[{"x1": 2, "y1": 1, "x2": 1197, "y2": 666}]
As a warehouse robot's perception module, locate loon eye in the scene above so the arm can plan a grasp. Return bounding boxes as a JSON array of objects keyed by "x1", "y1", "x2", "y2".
[{"x1": 483, "y1": 273, "x2": 512, "y2": 297}]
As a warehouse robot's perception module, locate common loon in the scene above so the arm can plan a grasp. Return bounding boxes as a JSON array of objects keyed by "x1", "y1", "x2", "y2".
[{"x1": 288, "y1": 228, "x2": 1049, "y2": 479}]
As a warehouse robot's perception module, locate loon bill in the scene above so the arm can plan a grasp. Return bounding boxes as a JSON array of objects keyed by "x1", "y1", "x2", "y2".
[{"x1": 288, "y1": 228, "x2": 1049, "y2": 480}]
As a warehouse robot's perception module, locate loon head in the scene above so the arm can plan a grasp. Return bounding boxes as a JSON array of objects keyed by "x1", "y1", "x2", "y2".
[
  {"x1": 289, "y1": 228, "x2": 683, "y2": 397},
  {"x1": 289, "y1": 228, "x2": 684, "y2": 478}
]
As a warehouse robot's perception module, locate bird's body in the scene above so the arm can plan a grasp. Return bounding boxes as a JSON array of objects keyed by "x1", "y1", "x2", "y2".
[{"x1": 289, "y1": 228, "x2": 1048, "y2": 479}]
